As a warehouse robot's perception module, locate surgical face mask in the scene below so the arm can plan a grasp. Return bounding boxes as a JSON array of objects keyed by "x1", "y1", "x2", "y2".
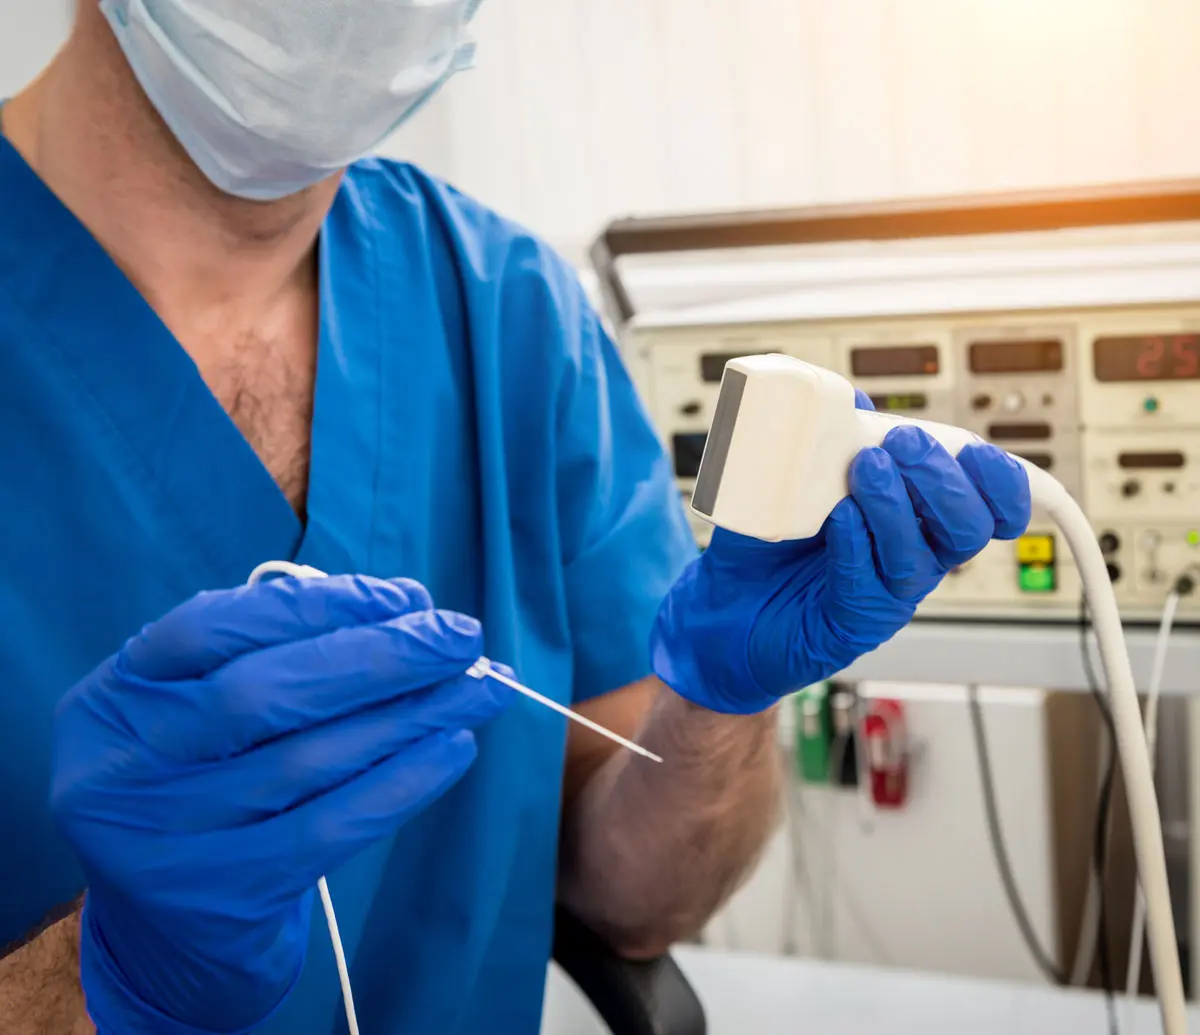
[{"x1": 100, "y1": 0, "x2": 483, "y2": 201}]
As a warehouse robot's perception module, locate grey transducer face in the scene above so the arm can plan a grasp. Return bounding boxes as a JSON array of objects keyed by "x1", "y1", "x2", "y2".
[{"x1": 691, "y1": 367, "x2": 747, "y2": 518}]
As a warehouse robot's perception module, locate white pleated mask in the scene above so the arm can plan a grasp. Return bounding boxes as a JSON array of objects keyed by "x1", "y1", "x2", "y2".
[{"x1": 101, "y1": 0, "x2": 482, "y2": 200}]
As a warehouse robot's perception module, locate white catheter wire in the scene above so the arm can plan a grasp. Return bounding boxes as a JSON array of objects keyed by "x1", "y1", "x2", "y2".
[
  {"x1": 246, "y1": 562, "x2": 360, "y2": 1035},
  {"x1": 318, "y1": 874, "x2": 360, "y2": 1035},
  {"x1": 244, "y1": 560, "x2": 661, "y2": 1035},
  {"x1": 1019, "y1": 465, "x2": 1187, "y2": 1035}
]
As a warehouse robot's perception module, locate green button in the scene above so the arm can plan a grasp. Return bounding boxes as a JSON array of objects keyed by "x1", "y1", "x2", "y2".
[
  {"x1": 1189, "y1": 530, "x2": 1200, "y2": 548},
  {"x1": 1144, "y1": 397, "x2": 1160, "y2": 413},
  {"x1": 1019, "y1": 564, "x2": 1057, "y2": 593}
]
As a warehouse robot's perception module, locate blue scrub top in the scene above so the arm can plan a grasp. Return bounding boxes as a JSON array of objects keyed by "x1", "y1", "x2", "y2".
[{"x1": 0, "y1": 134, "x2": 697, "y2": 1033}]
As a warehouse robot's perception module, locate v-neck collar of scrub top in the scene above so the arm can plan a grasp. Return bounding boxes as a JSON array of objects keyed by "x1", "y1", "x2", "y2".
[{"x1": 0, "y1": 130, "x2": 382, "y2": 589}]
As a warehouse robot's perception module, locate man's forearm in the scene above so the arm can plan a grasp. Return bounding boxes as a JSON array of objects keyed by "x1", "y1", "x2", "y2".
[
  {"x1": 0, "y1": 905, "x2": 93, "y2": 1035},
  {"x1": 558, "y1": 681, "x2": 782, "y2": 958}
]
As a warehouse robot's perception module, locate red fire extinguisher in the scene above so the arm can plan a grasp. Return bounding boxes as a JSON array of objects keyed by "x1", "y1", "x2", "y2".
[{"x1": 863, "y1": 698, "x2": 908, "y2": 809}]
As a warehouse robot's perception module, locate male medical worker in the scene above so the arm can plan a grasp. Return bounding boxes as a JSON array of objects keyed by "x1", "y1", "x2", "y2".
[{"x1": 0, "y1": 3, "x2": 1031, "y2": 1034}]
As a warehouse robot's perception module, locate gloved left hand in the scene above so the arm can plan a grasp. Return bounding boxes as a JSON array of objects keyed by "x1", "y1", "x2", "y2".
[
  {"x1": 50, "y1": 575, "x2": 509, "y2": 1035},
  {"x1": 651, "y1": 399, "x2": 1031, "y2": 714}
]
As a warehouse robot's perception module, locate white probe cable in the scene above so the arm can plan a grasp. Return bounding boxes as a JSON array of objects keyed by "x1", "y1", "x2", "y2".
[
  {"x1": 1126, "y1": 585, "x2": 1186, "y2": 999},
  {"x1": 245, "y1": 560, "x2": 662, "y2": 1035},
  {"x1": 1016, "y1": 467, "x2": 1188, "y2": 1035}
]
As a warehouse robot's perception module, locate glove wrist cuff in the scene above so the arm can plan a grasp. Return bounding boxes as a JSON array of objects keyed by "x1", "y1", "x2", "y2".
[
  {"x1": 80, "y1": 902, "x2": 299, "y2": 1035},
  {"x1": 651, "y1": 630, "x2": 779, "y2": 716}
]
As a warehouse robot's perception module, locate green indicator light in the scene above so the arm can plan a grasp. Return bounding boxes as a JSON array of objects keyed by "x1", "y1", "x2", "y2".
[
  {"x1": 1019, "y1": 564, "x2": 1057, "y2": 593},
  {"x1": 1189, "y1": 530, "x2": 1200, "y2": 548},
  {"x1": 1144, "y1": 397, "x2": 1160, "y2": 413}
]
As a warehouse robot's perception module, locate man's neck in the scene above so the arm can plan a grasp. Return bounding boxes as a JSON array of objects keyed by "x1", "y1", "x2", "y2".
[{"x1": 2, "y1": 6, "x2": 340, "y2": 327}]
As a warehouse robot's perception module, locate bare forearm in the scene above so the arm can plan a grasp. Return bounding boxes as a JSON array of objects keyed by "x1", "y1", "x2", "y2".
[
  {"x1": 559, "y1": 681, "x2": 782, "y2": 958},
  {"x1": 0, "y1": 905, "x2": 93, "y2": 1035}
]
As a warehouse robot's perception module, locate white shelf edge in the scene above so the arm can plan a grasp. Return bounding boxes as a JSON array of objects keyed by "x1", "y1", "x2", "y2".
[{"x1": 836, "y1": 620, "x2": 1200, "y2": 695}]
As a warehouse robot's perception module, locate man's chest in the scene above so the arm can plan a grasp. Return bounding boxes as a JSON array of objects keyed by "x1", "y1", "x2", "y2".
[{"x1": 192, "y1": 330, "x2": 317, "y2": 516}]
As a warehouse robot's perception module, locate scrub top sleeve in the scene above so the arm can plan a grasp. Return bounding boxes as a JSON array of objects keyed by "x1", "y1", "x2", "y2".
[{"x1": 557, "y1": 300, "x2": 698, "y2": 706}]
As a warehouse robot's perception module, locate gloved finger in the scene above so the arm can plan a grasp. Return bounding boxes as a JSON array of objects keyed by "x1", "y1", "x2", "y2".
[
  {"x1": 848, "y1": 447, "x2": 942, "y2": 602},
  {"x1": 121, "y1": 730, "x2": 480, "y2": 910},
  {"x1": 881, "y1": 426, "x2": 997, "y2": 570},
  {"x1": 956, "y1": 443, "x2": 1032, "y2": 540},
  {"x1": 131, "y1": 673, "x2": 509, "y2": 832},
  {"x1": 114, "y1": 609, "x2": 486, "y2": 762},
  {"x1": 854, "y1": 389, "x2": 876, "y2": 412},
  {"x1": 224, "y1": 729, "x2": 480, "y2": 904},
  {"x1": 825, "y1": 497, "x2": 874, "y2": 578},
  {"x1": 122, "y1": 575, "x2": 435, "y2": 682}
]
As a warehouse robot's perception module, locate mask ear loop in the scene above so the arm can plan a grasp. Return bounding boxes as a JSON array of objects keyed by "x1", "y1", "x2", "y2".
[{"x1": 247, "y1": 562, "x2": 360, "y2": 1035}]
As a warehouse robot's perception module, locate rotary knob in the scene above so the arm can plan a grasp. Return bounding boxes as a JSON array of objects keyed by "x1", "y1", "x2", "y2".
[{"x1": 1002, "y1": 391, "x2": 1026, "y2": 413}]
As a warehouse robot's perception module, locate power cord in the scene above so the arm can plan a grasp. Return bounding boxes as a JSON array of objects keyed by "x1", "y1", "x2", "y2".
[
  {"x1": 966, "y1": 685, "x2": 1066, "y2": 986},
  {"x1": 1080, "y1": 594, "x2": 1119, "y2": 1035}
]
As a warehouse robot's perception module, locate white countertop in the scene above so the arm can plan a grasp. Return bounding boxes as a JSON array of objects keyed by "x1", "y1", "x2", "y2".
[{"x1": 543, "y1": 948, "x2": 1200, "y2": 1035}]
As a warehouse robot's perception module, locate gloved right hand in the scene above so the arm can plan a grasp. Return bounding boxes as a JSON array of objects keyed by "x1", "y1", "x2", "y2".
[{"x1": 50, "y1": 575, "x2": 508, "y2": 1035}]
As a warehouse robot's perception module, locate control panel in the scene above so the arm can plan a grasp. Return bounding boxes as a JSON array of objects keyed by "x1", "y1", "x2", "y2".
[
  {"x1": 1084, "y1": 429, "x2": 1200, "y2": 522},
  {"x1": 627, "y1": 303, "x2": 1200, "y2": 623},
  {"x1": 951, "y1": 323, "x2": 1081, "y2": 500},
  {"x1": 838, "y1": 326, "x2": 956, "y2": 423}
]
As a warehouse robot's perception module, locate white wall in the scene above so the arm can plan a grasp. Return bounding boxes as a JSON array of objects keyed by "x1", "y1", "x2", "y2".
[
  {"x1": 0, "y1": 1, "x2": 72, "y2": 97},
  {"x1": 429, "y1": 0, "x2": 1200, "y2": 258},
  {"x1": 704, "y1": 684, "x2": 1065, "y2": 985},
  {"x1": 6, "y1": 1, "x2": 1200, "y2": 261}
]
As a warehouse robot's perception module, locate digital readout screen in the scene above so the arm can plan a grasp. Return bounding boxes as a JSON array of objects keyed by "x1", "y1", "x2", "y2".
[
  {"x1": 850, "y1": 345, "x2": 939, "y2": 378},
  {"x1": 969, "y1": 339, "x2": 1064, "y2": 374},
  {"x1": 1093, "y1": 335, "x2": 1200, "y2": 382}
]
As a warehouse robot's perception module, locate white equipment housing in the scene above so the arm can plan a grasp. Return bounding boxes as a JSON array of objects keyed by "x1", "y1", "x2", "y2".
[{"x1": 617, "y1": 224, "x2": 1200, "y2": 623}]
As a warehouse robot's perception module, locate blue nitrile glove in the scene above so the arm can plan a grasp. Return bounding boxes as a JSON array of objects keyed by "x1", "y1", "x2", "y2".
[
  {"x1": 50, "y1": 575, "x2": 510, "y2": 1035},
  {"x1": 651, "y1": 394, "x2": 1032, "y2": 714}
]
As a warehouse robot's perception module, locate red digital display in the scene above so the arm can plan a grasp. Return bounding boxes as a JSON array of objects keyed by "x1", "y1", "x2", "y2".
[{"x1": 1093, "y1": 335, "x2": 1200, "y2": 383}]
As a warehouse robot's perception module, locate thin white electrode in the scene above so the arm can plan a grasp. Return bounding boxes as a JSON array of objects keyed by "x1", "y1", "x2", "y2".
[{"x1": 469, "y1": 658, "x2": 663, "y2": 764}]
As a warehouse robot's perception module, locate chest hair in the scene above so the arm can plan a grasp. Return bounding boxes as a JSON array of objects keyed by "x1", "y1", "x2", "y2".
[{"x1": 200, "y1": 331, "x2": 316, "y2": 516}]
